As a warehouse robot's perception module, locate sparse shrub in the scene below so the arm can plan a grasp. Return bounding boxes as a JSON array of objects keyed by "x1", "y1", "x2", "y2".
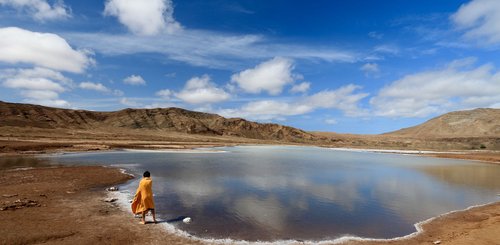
[{"x1": 480, "y1": 144, "x2": 486, "y2": 149}]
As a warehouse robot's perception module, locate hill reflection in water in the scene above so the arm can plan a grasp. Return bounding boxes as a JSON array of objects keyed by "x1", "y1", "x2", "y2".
[{"x1": 45, "y1": 146, "x2": 500, "y2": 241}]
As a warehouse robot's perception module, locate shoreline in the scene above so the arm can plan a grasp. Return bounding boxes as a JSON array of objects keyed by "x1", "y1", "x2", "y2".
[
  {"x1": 110, "y1": 179, "x2": 500, "y2": 245},
  {"x1": 104, "y1": 148, "x2": 500, "y2": 245},
  {"x1": 0, "y1": 165, "x2": 204, "y2": 245},
  {"x1": 341, "y1": 201, "x2": 500, "y2": 245},
  {"x1": 2, "y1": 148, "x2": 500, "y2": 244},
  {"x1": 3, "y1": 143, "x2": 500, "y2": 165},
  {"x1": 326, "y1": 147, "x2": 500, "y2": 165}
]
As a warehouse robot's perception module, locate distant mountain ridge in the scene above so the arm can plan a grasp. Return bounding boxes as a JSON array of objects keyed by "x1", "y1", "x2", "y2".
[
  {"x1": 2, "y1": 100, "x2": 499, "y2": 145},
  {"x1": 386, "y1": 108, "x2": 500, "y2": 137},
  {"x1": 0, "y1": 101, "x2": 316, "y2": 142}
]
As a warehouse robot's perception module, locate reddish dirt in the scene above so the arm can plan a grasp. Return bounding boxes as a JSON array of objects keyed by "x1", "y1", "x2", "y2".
[{"x1": 0, "y1": 166, "x2": 203, "y2": 245}]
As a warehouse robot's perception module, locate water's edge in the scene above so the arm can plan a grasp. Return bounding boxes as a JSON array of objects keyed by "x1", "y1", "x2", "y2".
[
  {"x1": 109, "y1": 167, "x2": 499, "y2": 245},
  {"x1": 35, "y1": 147, "x2": 497, "y2": 244}
]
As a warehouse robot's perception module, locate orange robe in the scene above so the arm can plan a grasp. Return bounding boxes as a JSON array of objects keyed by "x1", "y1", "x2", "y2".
[{"x1": 131, "y1": 177, "x2": 155, "y2": 214}]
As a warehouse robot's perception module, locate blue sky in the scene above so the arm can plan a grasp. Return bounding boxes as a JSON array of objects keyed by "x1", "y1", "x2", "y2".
[{"x1": 1, "y1": 0, "x2": 499, "y2": 134}]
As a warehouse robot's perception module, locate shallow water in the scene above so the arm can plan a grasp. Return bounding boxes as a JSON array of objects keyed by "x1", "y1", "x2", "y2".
[
  {"x1": 0, "y1": 155, "x2": 53, "y2": 170},
  {"x1": 42, "y1": 146, "x2": 500, "y2": 242}
]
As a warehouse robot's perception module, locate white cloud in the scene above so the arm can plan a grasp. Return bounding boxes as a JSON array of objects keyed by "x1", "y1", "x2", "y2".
[
  {"x1": 452, "y1": 0, "x2": 500, "y2": 44},
  {"x1": 1, "y1": 67, "x2": 72, "y2": 107},
  {"x1": 374, "y1": 45, "x2": 399, "y2": 55},
  {"x1": 155, "y1": 89, "x2": 172, "y2": 99},
  {"x1": 20, "y1": 90, "x2": 59, "y2": 100},
  {"x1": 370, "y1": 58, "x2": 500, "y2": 117},
  {"x1": 104, "y1": 0, "x2": 181, "y2": 36},
  {"x1": 305, "y1": 84, "x2": 369, "y2": 116},
  {"x1": 219, "y1": 100, "x2": 311, "y2": 120},
  {"x1": 113, "y1": 89, "x2": 124, "y2": 96},
  {"x1": 231, "y1": 57, "x2": 295, "y2": 95},
  {"x1": 361, "y1": 63, "x2": 380, "y2": 76},
  {"x1": 64, "y1": 30, "x2": 356, "y2": 69},
  {"x1": 145, "y1": 102, "x2": 177, "y2": 109},
  {"x1": 368, "y1": 31, "x2": 383, "y2": 39},
  {"x1": 120, "y1": 97, "x2": 141, "y2": 107},
  {"x1": 4, "y1": 77, "x2": 65, "y2": 92},
  {"x1": 218, "y1": 84, "x2": 368, "y2": 120},
  {"x1": 290, "y1": 82, "x2": 310, "y2": 94},
  {"x1": 176, "y1": 75, "x2": 230, "y2": 104},
  {"x1": 123, "y1": 74, "x2": 146, "y2": 85},
  {"x1": 0, "y1": 27, "x2": 92, "y2": 73},
  {"x1": 79, "y1": 82, "x2": 110, "y2": 92},
  {"x1": 1, "y1": 67, "x2": 70, "y2": 92},
  {"x1": 28, "y1": 99, "x2": 71, "y2": 108},
  {"x1": 325, "y1": 119, "x2": 338, "y2": 125},
  {"x1": 0, "y1": 0, "x2": 70, "y2": 21}
]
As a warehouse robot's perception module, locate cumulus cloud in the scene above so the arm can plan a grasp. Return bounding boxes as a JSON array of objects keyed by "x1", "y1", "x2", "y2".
[
  {"x1": 218, "y1": 84, "x2": 368, "y2": 120},
  {"x1": 290, "y1": 82, "x2": 310, "y2": 94},
  {"x1": 370, "y1": 58, "x2": 500, "y2": 117},
  {"x1": 123, "y1": 74, "x2": 146, "y2": 85},
  {"x1": 31, "y1": 99, "x2": 71, "y2": 108},
  {"x1": 361, "y1": 63, "x2": 380, "y2": 76},
  {"x1": 104, "y1": 0, "x2": 181, "y2": 36},
  {"x1": 451, "y1": 0, "x2": 500, "y2": 44},
  {"x1": 155, "y1": 89, "x2": 172, "y2": 99},
  {"x1": 176, "y1": 75, "x2": 230, "y2": 104},
  {"x1": 1, "y1": 67, "x2": 70, "y2": 91},
  {"x1": 363, "y1": 63, "x2": 379, "y2": 72},
  {"x1": 231, "y1": 57, "x2": 295, "y2": 95},
  {"x1": 0, "y1": 27, "x2": 92, "y2": 73},
  {"x1": 0, "y1": 0, "x2": 70, "y2": 21},
  {"x1": 3, "y1": 76, "x2": 65, "y2": 92},
  {"x1": 219, "y1": 100, "x2": 310, "y2": 120},
  {"x1": 119, "y1": 97, "x2": 141, "y2": 107},
  {"x1": 305, "y1": 85, "x2": 370, "y2": 116},
  {"x1": 79, "y1": 82, "x2": 110, "y2": 93},
  {"x1": 1, "y1": 67, "x2": 72, "y2": 107}
]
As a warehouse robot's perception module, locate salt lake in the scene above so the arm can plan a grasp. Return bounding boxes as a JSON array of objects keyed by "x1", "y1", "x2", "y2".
[{"x1": 25, "y1": 146, "x2": 500, "y2": 242}]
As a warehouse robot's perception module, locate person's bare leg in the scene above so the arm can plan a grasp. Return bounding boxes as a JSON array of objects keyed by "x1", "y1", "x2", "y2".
[
  {"x1": 152, "y1": 209, "x2": 157, "y2": 223},
  {"x1": 140, "y1": 211, "x2": 146, "y2": 224}
]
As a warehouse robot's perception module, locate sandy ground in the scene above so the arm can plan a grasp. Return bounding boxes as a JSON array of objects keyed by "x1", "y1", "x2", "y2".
[
  {"x1": 0, "y1": 166, "x2": 203, "y2": 245},
  {"x1": 0, "y1": 165, "x2": 499, "y2": 245},
  {"x1": 427, "y1": 152, "x2": 500, "y2": 164}
]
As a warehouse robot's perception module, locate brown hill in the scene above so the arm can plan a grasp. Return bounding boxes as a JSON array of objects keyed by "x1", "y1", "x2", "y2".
[
  {"x1": 0, "y1": 101, "x2": 316, "y2": 142},
  {"x1": 386, "y1": 108, "x2": 500, "y2": 138}
]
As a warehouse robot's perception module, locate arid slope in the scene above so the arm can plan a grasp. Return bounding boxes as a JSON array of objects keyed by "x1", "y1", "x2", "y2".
[
  {"x1": 0, "y1": 100, "x2": 316, "y2": 142},
  {"x1": 386, "y1": 108, "x2": 500, "y2": 137},
  {"x1": 1, "y1": 101, "x2": 500, "y2": 153}
]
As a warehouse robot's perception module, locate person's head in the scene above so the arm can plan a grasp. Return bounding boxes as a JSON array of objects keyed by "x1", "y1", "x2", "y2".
[{"x1": 143, "y1": 171, "x2": 151, "y2": 178}]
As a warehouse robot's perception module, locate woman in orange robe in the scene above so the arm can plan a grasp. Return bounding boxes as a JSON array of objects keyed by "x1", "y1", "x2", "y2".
[{"x1": 131, "y1": 171, "x2": 157, "y2": 224}]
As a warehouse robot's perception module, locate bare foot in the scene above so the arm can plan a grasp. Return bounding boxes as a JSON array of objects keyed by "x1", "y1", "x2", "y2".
[
  {"x1": 139, "y1": 221, "x2": 146, "y2": 225},
  {"x1": 153, "y1": 220, "x2": 157, "y2": 224}
]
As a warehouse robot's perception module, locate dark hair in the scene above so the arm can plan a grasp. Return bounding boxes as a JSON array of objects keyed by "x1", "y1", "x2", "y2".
[{"x1": 143, "y1": 171, "x2": 151, "y2": 177}]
